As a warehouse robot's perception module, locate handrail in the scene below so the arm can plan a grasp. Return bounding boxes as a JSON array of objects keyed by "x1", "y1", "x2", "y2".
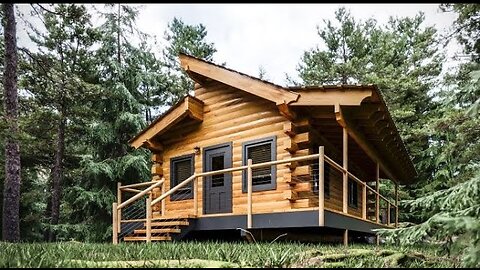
[
  {"x1": 113, "y1": 150, "x2": 400, "y2": 244},
  {"x1": 117, "y1": 179, "x2": 164, "y2": 210},
  {"x1": 142, "y1": 154, "x2": 398, "y2": 217},
  {"x1": 325, "y1": 155, "x2": 396, "y2": 207},
  {"x1": 324, "y1": 156, "x2": 346, "y2": 173},
  {"x1": 122, "y1": 188, "x2": 141, "y2": 193},
  {"x1": 120, "y1": 181, "x2": 158, "y2": 189},
  {"x1": 150, "y1": 154, "x2": 324, "y2": 207},
  {"x1": 151, "y1": 174, "x2": 196, "y2": 206}
]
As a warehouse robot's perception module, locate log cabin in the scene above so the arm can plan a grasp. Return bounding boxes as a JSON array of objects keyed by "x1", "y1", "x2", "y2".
[{"x1": 112, "y1": 53, "x2": 417, "y2": 245}]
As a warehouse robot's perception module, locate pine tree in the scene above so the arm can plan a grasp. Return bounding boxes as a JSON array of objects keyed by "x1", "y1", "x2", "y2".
[
  {"x1": 61, "y1": 4, "x2": 150, "y2": 242},
  {"x1": 1, "y1": 3, "x2": 21, "y2": 242},
  {"x1": 295, "y1": 7, "x2": 376, "y2": 85},
  {"x1": 379, "y1": 5, "x2": 480, "y2": 267},
  {"x1": 294, "y1": 9, "x2": 443, "y2": 221},
  {"x1": 22, "y1": 3, "x2": 100, "y2": 241},
  {"x1": 162, "y1": 17, "x2": 217, "y2": 105}
]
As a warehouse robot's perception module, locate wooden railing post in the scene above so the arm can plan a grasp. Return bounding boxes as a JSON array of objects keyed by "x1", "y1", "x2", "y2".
[
  {"x1": 112, "y1": 202, "x2": 118, "y2": 244},
  {"x1": 395, "y1": 182, "x2": 399, "y2": 228},
  {"x1": 247, "y1": 159, "x2": 253, "y2": 229},
  {"x1": 117, "y1": 182, "x2": 122, "y2": 233},
  {"x1": 146, "y1": 197, "x2": 152, "y2": 243},
  {"x1": 193, "y1": 176, "x2": 198, "y2": 217},
  {"x1": 161, "y1": 178, "x2": 166, "y2": 217},
  {"x1": 362, "y1": 183, "x2": 367, "y2": 220},
  {"x1": 318, "y1": 146, "x2": 325, "y2": 226},
  {"x1": 343, "y1": 128, "x2": 348, "y2": 214},
  {"x1": 387, "y1": 201, "x2": 391, "y2": 226}
]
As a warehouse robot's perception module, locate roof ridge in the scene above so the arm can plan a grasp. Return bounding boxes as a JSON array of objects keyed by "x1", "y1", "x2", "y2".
[{"x1": 178, "y1": 52, "x2": 298, "y2": 96}]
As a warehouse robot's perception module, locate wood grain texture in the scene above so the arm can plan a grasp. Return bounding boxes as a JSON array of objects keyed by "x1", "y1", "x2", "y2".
[{"x1": 155, "y1": 82, "x2": 292, "y2": 217}]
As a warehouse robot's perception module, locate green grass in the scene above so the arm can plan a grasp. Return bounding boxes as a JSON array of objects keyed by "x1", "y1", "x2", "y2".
[{"x1": 0, "y1": 241, "x2": 457, "y2": 268}]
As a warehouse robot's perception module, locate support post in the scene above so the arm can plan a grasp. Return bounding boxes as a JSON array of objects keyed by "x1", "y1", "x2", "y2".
[
  {"x1": 112, "y1": 202, "x2": 118, "y2": 244},
  {"x1": 387, "y1": 201, "x2": 391, "y2": 226},
  {"x1": 343, "y1": 128, "x2": 348, "y2": 213},
  {"x1": 117, "y1": 182, "x2": 122, "y2": 233},
  {"x1": 376, "y1": 163, "x2": 380, "y2": 224},
  {"x1": 247, "y1": 159, "x2": 253, "y2": 229},
  {"x1": 395, "y1": 182, "x2": 399, "y2": 228},
  {"x1": 318, "y1": 146, "x2": 325, "y2": 226},
  {"x1": 344, "y1": 229, "x2": 348, "y2": 247},
  {"x1": 362, "y1": 183, "x2": 367, "y2": 220},
  {"x1": 161, "y1": 178, "x2": 166, "y2": 217},
  {"x1": 146, "y1": 197, "x2": 152, "y2": 243},
  {"x1": 193, "y1": 176, "x2": 198, "y2": 217}
]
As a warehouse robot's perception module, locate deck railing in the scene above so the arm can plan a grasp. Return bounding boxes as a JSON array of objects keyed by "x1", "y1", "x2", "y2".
[{"x1": 112, "y1": 146, "x2": 398, "y2": 244}]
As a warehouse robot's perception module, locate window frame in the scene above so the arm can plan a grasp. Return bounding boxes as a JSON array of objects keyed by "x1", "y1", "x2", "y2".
[
  {"x1": 348, "y1": 178, "x2": 358, "y2": 208},
  {"x1": 242, "y1": 136, "x2": 277, "y2": 192},
  {"x1": 169, "y1": 153, "x2": 195, "y2": 201}
]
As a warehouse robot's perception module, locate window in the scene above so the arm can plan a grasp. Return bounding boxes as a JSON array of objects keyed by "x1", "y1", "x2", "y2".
[
  {"x1": 348, "y1": 178, "x2": 358, "y2": 208},
  {"x1": 170, "y1": 154, "x2": 194, "y2": 200},
  {"x1": 242, "y1": 136, "x2": 276, "y2": 192},
  {"x1": 312, "y1": 162, "x2": 330, "y2": 197}
]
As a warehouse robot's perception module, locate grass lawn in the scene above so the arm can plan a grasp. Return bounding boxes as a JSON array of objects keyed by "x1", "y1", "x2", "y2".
[{"x1": 0, "y1": 240, "x2": 458, "y2": 268}]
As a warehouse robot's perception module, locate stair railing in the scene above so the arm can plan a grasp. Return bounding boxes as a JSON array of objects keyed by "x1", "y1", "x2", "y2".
[{"x1": 112, "y1": 179, "x2": 164, "y2": 244}]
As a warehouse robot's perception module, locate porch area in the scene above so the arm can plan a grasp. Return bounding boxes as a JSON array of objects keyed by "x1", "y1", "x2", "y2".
[{"x1": 112, "y1": 148, "x2": 398, "y2": 244}]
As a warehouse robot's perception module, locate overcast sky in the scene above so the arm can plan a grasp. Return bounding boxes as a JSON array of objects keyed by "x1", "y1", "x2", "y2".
[{"x1": 16, "y1": 4, "x2": 460, "y2": 86}]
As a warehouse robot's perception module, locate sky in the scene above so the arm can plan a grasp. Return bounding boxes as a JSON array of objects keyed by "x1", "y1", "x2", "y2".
[
  {"x1": 16, "y1": 4, "x2": 460, "y2": 86},
  {"x1": 134, "y1": 4, "x2": 460, "y2": 85}
]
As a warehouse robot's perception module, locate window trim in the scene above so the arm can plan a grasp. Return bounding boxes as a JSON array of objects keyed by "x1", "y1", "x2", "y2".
[
  {"x1": 242, "y1": 136, "x2": 277, "y2": 192},
  {"x1": 170, "y1": 153, "x2": 195, "y2": 201},
  {"x1": 348, "y1": 178, "x2": 358, "y2": 208}
]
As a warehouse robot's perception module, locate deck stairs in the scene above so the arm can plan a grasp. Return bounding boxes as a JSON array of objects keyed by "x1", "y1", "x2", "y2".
[{"x1": 121, "y1": 216, "x2": 195, "y2": 242}]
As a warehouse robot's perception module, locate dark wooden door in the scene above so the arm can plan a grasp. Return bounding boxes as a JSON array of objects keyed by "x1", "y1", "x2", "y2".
[{"x1": 203, "y1": 143, "x2": 232, "y2": 214}]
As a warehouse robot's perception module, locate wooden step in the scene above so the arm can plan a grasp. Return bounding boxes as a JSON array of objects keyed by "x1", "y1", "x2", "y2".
[
  {"x1": 134, "y1": 228, "x2": 181, "y2": 234},
  {"x1": 150, "y1": 220, "x2": 189, "y2": 227},
  {"x1": 151, "y1": 214, "x2": 196, "y2": 220},
  {"x1": 123, "y1": 236, "x2": 171, "y2": 241}
]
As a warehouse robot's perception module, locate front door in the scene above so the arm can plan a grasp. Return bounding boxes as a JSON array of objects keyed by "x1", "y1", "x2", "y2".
[{"x1": 203, "y1": 143, "x2": 232, "y2": 214}]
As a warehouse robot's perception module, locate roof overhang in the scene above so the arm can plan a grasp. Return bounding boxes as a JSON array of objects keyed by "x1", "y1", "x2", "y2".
[
  {"x1": 179, "y1": 53, "x2": 300, "y2": 106},
  {"x1": 288, "y1": 85, "x2": 417, "y2": 185},
  {"x1": 131, "y1": 53, "x2": 417, "y2": 185},
  {"x1": 129, "y1": 95, "x2": 204, "y2": 150}
]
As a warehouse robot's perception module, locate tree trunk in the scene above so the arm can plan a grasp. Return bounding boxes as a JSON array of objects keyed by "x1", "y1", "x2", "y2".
[
  {"x1": 117, "y1": 4, "x2": 121, "y2": 65},
  {"x1": 2, "y1": 3, "x2": 21, "y2": 242},
  {"x1": 48, "y1": 107, "x2": 66, "y2": 242}
]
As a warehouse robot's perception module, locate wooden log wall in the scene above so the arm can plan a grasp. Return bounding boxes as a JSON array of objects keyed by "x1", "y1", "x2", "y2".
[
  {"x1": 147, "y1": 81, "x2": 364, "y2": 220},
  {"x1": 152, "y1": 81, "x2": 293, "y2": 218}
]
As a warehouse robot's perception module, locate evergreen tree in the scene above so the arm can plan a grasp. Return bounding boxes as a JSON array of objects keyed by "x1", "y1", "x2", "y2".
[
  {"x1": 379, "y1": 5, "x2": 480, "y2": 267},
  {"x1": 161, "y1": 17, "x2": 217, "y2": 105},
  {"x1": 295, "y1": 8, "x2": 376, "y2": 85},
  {"x1": 1, "y1": 3, "x2": 21, "y2": 242},
  {"x1": 62, "y1": 4, "x2": 150, "y2": 242},
  {"x1": 22, "y1": 3, "x2": 100, "y2": 241},
  {"x1": 294, "y1": 8, "x2": 443, "y2": 215}
]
